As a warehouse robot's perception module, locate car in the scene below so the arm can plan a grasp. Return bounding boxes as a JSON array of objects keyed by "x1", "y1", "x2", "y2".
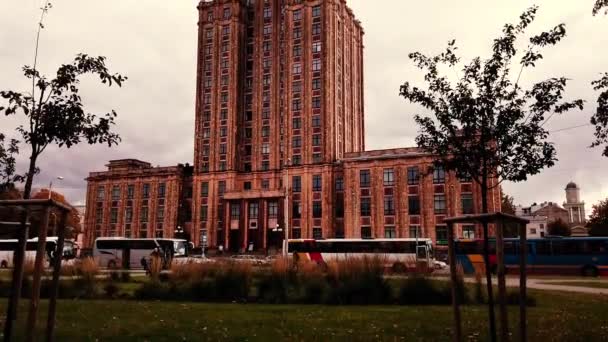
[
  {"x1": 230, "y1": 255, "x2": 265, "y2": 265},
  {"x1": 433, "y1": 260, "x2": 448, "y2": 270}
]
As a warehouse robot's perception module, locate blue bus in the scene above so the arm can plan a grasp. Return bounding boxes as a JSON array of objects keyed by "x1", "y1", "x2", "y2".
[{"x1": 454, "y1": 237, "x2": 608, "y2": 277}]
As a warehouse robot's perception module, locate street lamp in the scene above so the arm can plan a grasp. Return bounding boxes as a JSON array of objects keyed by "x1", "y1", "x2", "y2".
[
  {"x1": 283, "y1": 158, "x2": 291, "y2": 257},
  {"x1": 48, "y1": 176, "x2": 64, "y2": 199}
]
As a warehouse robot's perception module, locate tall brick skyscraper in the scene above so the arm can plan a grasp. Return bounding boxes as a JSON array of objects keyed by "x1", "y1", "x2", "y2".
[{"x1": 83, "y1": 0, "x2": 499, "y2": 254}]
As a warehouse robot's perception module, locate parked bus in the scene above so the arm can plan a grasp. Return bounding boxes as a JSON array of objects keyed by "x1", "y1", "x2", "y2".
[
  {"x1": 454, "y1": 237, "x2": 608, "y2": 277},
  {"x1": 93, "y1": 238, "x2": 193, "y2": 269},
  {"x1": 0, "y1": 237, "x2": 78, "y2": 268},
  {"x1": 289, "y1": 238, "x2": 434, "y2": 272}
]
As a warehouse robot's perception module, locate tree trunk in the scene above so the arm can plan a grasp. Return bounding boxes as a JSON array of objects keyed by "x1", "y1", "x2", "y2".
[
  {"x1": 481, "y1": 173, "x2": 497, "y2": 342},
  {"x1": 3, "y1": 150, "x2": 38, "y2": 341}
]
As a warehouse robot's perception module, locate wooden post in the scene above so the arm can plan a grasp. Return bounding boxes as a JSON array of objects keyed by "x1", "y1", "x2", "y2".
[
  {"x1": 519, "y1": 222, "x2": 528, "y2": 342},
  {"x1": 4, "y1": 210, "x2": 30, "y2": 342},
  {"x1": 447, "y1": 222, "x2": 462, "y2": 342},
  {"x1": 496, "y1": 220, "x2": 509, "y2": 342},
  {"x1": 46, "y1": 211, "x2": 68, "y2": 342},
  {"x1": 25, "y1": 206, "x2": 51, "y2": 342}
]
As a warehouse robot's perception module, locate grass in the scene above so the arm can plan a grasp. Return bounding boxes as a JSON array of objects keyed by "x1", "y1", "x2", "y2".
[
  {"x1": 1, "y1": 290, "x2": 607, "y2": 341},
  {"x1": 540, "y1": 281, "x2": 608, "y2": 289}
]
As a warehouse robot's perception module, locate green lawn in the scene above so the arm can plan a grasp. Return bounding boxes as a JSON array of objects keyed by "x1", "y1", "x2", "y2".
[
  {"x1": 540, "y1": 281, "x2": 608, "y2": 289},
  {"x1": 1, "y1": 291, "x2": 607, "y2": 341}
]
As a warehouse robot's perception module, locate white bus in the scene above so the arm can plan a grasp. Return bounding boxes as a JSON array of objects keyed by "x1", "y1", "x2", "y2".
[
  {"x1": 0, "y1": 237, "x2": 78, "y2": 268},
  {"x1": 289, "y1": 238, "x2": 435, "y2": 272},
  {"x1": 93, "y1": 238, "x2": 193, "y2": 269}
]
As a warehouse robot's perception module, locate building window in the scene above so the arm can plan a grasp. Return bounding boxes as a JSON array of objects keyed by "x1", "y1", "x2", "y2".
[
  {"x1": 293, "y1": 9, "x2": 302, "y2": 20},
  {"x1": 261, "y1": 143, "x2": 270, "y2": 155},
  {"x1": 384, "y1": 196, "x2": 395, "y2": 216},
  {"x1": 207, "y1": 11, "x2": 213, "y2": 21},
  {"x1": 203, "y1": 128, "x2": 211, "y2": 138},
  {"x1": 95, "y1": 207, "x2": 103, "y2": 224},
  {"x1": 312, "y1": 97, "x2": 321, "y2": 108},
  {"x1": 461, "y1": 193, "x2": 474, "y2": 214},
  {"x1": 312, "y1": 115, "x2": 321, "y2": 127},
  {"x1": 230, "y1": 203, "x2": 240, "y2": 220},
  {"x1": 292, "y1": 99, "x2": 302, "y2": 111},
  {"x1": 249, "y1": 202, "x2": 259, "y2": 219},
  {"x1": 436, "y1": 225, "x2": 448, "y2": 244},
  {"x1": 312, "y1": 5, "x2": 321, "y2": 17},
  {"x1": 223, "y1": 7, "x2": 231, "y2": 19},
  {"x1": 140, "y1": 207, "x2": 149, "y2": 223},
  {"x1": 458, "y1": 171, "x2": 472, "y2": 183},
  {"x1": 111, "y1": 186, "x2": 120, "y2": 201},
  {"x1": 219, "y1": 144, "x2": 227, "y2": 154},
  {"x1": 200, "y1": 205, "x2": 208, "y2": 221},
  {"x1": 244, "y1": 182, "x2": 252, "y2": 191},
  {"x1": 434, "y1": 194, "x2": 447, "y2": 214},
  {"x1": 221, "y1": 58, "x2": 229, "y2": 68},
  {"x1": 110, "y1": 208, "x2": 118, "y2": 224},
  {"x1": 433, "y1": 166, "x2": 446, "y2": 184},
  {"x1": 142, "y1": 184, "x2": 150, "y2": 199},
  {"x1": 293, "y1": 27, "x2": 302, "y2": 39},
  {"x1": 293, "y1": 45, "x2": 302, "y2": 57},
  {"x1": 383, "y1": 169, "x2": 395, "y2": 186},
  {"x1": 293, "y1": 176, "x2": 302, "y2": 193},
  {"x1": 312, "y1": 23, "x2": 321, "y2": 35},
  {"x1": 312, "y1": 134, "x2": 321, "y2": 146},
  {"x1": 312, "y1": 175, "x2": 322, "y2": 192},
  {"x1": 158, "y1": 183, "x2": 166, "y2": 198},
  {"x1": 313, "y1": 228, "x2": 323, "y2": 239},
  {"x1": 125, "y1": 207, "x2": 133, "y2": 223},
  {"x1": 335, "y1": 177, "x2": 344, "y2": 191},
  {"x1": 360, "y1": 198, "x2": 371, "y2": 216},
  {"x1": 312, "y1": 59, "x2": 321, "y2": 71},
  {"x1": 360, "y1": 170, "x2": 371, "y2": 188},
  {"x1": 409, "y1": 226, "x2": 421, "y2": 238},
  {"x1": 408, "y1": 196, "x2": 420, "y2": 215},
  {"x1": 462, "y1": 225, "x2": 476, "y2": 239},
  {"x1": 218, "y1": 181, "x2": 226, "y2": 196},
  {"x1": 262, "y1": 126, "x2": 270, "y2": 137},
  {"x1": 263, "y1": 108, "x2": 271, "y2": 119},
  {"x1": 293, "y1": 118, "x2": 301, "y2": 129},
  {"x1": 292, "y1": 202, "x2": 301, "y2": 219},
  {"x1": 385, "y1": 226, "x2": 396, "y2": 239},
  {"x1": 312, "y1": 42, "x2": 322, "y2": 53},
  {"x1": 263, "y1": 6, "x2": 272, "y2": 18},
  {"x1": 262, "y1": 180, "x2": 270, "y2": 190},
  {"x1": 263, "y1": 24, "x2": 272, "y2": 35},
  {"x1": 292, "y1": 155, "x2": 301, "y2": 166},
  {"x1": 292, "y1": 228, "x2": 302, "y2": 239},
  {"x1": 361, "y1": 226, "x2": 372, "y2": 239},
  {"x1": 222, "y1": 25, "x2": 230, "y2": 36},
  {"x1": 312, "y1": 201, "x2": 322, "y2": 218},
  {"x1": 261, "y1": 161, "x2": 270, "y2": 171},
  {"x1": 268, "y1": 201, "x2": 278, "y2": 218},
  {"x1": 292, "y1": 136, "x2": 302, "y2": 148},
  {"x1": 293, "y1": 63, "x2": 302, "y2": 74},
  {"x1": 157, "y1": 206, "x2": 165, "y2": 221},
  {"x1": 407, "y1": 167, "x2": 420, "y2": 185},
  {"x1": 127, "y1": 185, "x2": 134, "y2": 199},
  {"x1": 96, "y1": 186, "x2": 105, "y2": 201},
  {"x1": 313, "y1": 154, "x2": 322, "y2": 163},
  {"x1": 312, "y1": 78, "x2": 321, "y2": 90}
]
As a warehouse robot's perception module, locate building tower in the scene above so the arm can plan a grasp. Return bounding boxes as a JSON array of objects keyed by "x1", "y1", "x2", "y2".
[
  {"x1": 191, "y1": 0, "x2": 364, "y2": 251},
  {"x1": 563, "y1": 181, "x2": 586, "y2": 225}
]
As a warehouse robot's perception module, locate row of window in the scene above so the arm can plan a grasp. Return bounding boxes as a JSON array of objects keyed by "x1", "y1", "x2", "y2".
[
  {"x1": 358, "y1": 167, "x2": 472, "y2": 188},
  {"x1": 96, "y1": 183, "x2": 165, "y2": 202}
]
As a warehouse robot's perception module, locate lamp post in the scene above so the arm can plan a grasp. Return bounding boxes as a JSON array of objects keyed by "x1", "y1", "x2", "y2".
[
  {"x1": 48, "y1": 176, "x2": 64, "y2": 199},
  {"x1": 283, "y1": 158, "x2": 291, "y2": 257}
]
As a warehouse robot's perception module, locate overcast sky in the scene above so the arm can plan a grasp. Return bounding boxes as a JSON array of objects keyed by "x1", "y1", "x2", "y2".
[{"x1": 1, "y1": 0, "x2": 607, "y2": 211}]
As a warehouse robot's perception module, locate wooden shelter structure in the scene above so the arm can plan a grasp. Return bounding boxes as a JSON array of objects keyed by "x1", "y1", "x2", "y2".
[
  {"x1": 444, "y1": 213, "x2": 530, "y2": 342},
  {"x1": 0, "y1": 199, "x2": 72, "y2": 342}
]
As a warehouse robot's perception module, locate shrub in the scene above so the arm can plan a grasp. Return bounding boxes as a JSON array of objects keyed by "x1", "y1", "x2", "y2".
[
  {"x1": 103, "y1": 282, "x2": 120, "y2": 299},
  {"x1": 77, "y1": 257, "x2": 100, "y2": 298},
  {"x1": 135, "y1": 280, "x2": 171, "y2": 300},
  {"x1": 325, "y1": 256, "x2": 391, "y2": 305},
  {"x1": 148, "y1": 255, "x2": 163, "y2": 281},
  {"x1": 398, "y1": 276, "x2": 451, "y2": 305}
]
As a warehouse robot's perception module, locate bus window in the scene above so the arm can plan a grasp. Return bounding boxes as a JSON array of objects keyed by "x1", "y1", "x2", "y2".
[
  {"x1": 535, "y1": 241, "x2": 551, "y2": 255},
  {"x1": 504, "y1": 241, "x2": 517, "y2": 255}
]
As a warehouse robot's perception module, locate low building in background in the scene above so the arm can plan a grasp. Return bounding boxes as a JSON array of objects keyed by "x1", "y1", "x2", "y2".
[{"x1": 515, "y1": 181, "x2": 588, "y2": 237}]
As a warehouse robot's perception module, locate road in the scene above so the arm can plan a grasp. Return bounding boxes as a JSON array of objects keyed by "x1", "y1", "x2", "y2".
[{"x1": 452, "y1": 275, "x2": 608, "y2": 295}]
